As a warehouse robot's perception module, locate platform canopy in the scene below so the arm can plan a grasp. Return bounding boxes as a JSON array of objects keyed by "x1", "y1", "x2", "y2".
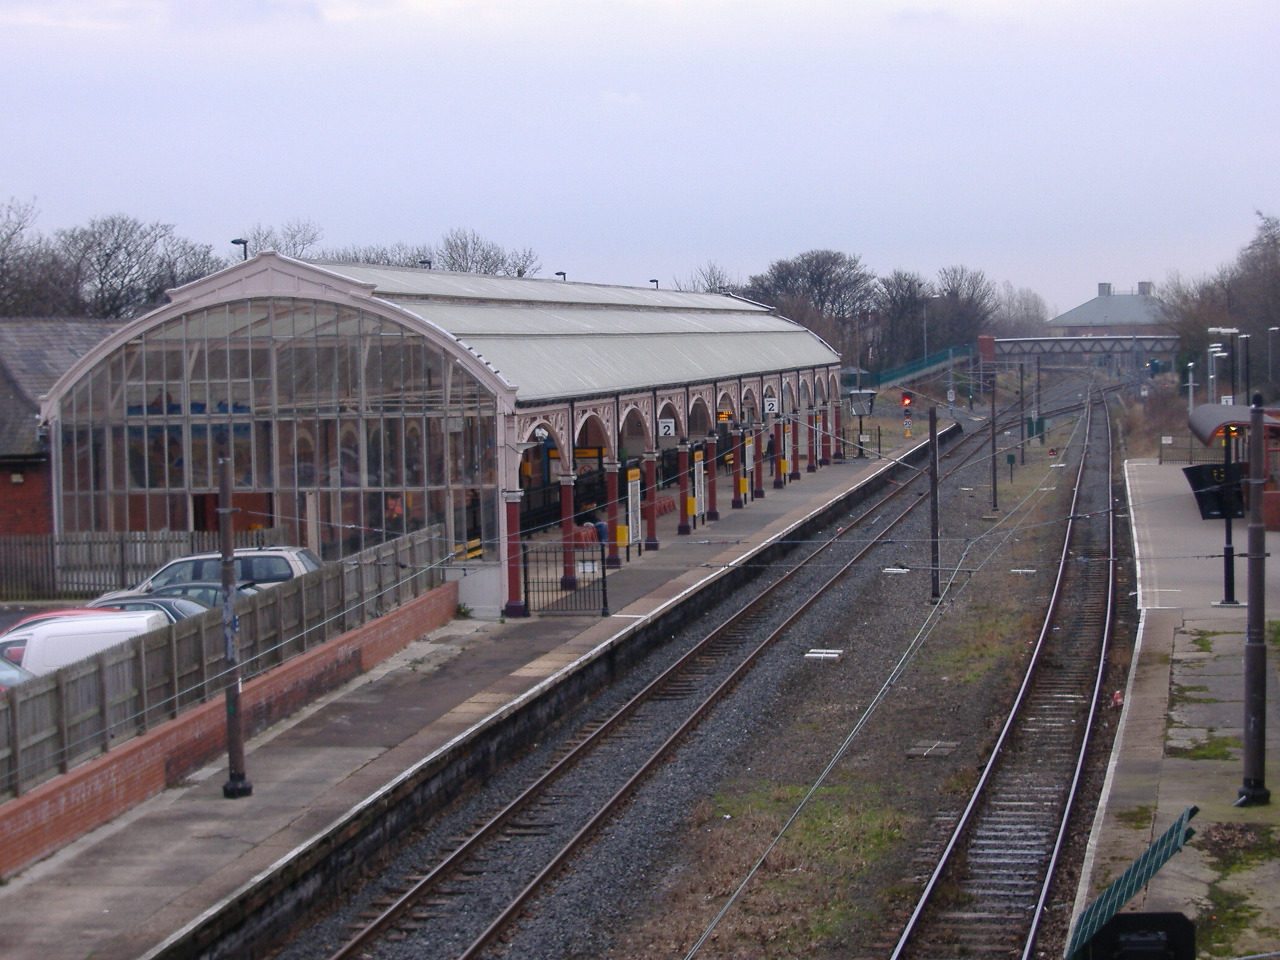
[{"x1": 1188, "y1": 403, "x2": 1280, "y2": 445}]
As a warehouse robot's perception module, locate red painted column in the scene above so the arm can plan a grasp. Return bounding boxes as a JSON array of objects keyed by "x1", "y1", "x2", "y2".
[
  {"x1": 747, "y1": 427, "x2": 757, "y2": 504},
  {"x1": 789, "y1": 412, "x2": 802, "y2": 480},
  {"x1": 833, "y1": 400, "x2": 845, "y2": 460},
  {"x1": 807, "y1": 408, "x2": 818, "y2": 472},
  {"x1": 820, "y1": 404, "x2": 831, "y2": 465},
  {"x1": 605, "y1": 460, "x2": 621, "y2": 568},
  {"x1": 737, "y1": 430, "x2": 747, "y2": 512},
  {"x1": 643, "y1": 451, "x2": 660, "y2": 550},
  {"x1": 772, "y1": 418, "x2": 785, "y2": 489},
  {"x1": 705, "y1": 434, "x2": 719, "y2": 521},
  {"x1": 559, "y1": 473, "x2": 578, "y2": 590},
  {"x1": 502, "y1": 490, "x2": 528, "y2": 617},
  {"x1": 677, "y1": 441, "x2": 691, "y2": 535}
]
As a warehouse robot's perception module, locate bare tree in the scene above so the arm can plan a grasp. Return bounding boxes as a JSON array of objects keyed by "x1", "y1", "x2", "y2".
[
  {"x1": 872, "y1": 269, "x2": 932, "y2": 368},
  {"x1": 435, "y1": 228, "x2": 540, "y2": 276},
  {"x1": 57, "y1": 215, "x2": 178, "y2": 319},
  {"x1": 241, "y1": 218, "x2": 324, "y2": 258},
  {"x1": 744, "y1": 250, "x2": 875, "y2": 362},
  {"x1": 933, "y1": 265, "x2": 996, "y2": 348},
  {"x1": 989, "y1": 281, "x2": 1050, "y2": 337},
  {"x1": 321, "y1": 241, "x2": 438, "y2": 268},
  {"x1": 673, "y1": 260, "x2": 739, "y2": 294}
]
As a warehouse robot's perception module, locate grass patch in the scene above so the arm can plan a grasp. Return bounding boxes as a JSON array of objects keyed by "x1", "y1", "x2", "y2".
[
  {"x1": 1189, "y1": 630, "x2": 1218, "y2": 653},
  {"x1": 1167, "y1": 734, "x2": 1241, "y2": 760},
  {"x1": 693, "y1": 782, "x2": 914, "y2": 955},
  {"x1": 932, "y1": 600, "x2": 1036, "y2": 684},
  {"x1": 1194, "y1": 822, "x2": 1280, "y2": 875},
  {"x1": 1114, "y1": 805, "x2": 1154, "y2": 831},
  {"x1": 1170, "y1": 683, "x2": 1219, "y2": 705},
  {"x1": 1197, "y1": 885, "x2": 1260, "y2": 957}
]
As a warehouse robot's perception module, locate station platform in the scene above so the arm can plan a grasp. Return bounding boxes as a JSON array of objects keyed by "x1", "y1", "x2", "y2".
[
  {"x1": 1073, "y1": 459, "x2": 1280, "y2": 954},
  {"x1": 0, "y1": 448, "x2": 908, "y2": 960}
]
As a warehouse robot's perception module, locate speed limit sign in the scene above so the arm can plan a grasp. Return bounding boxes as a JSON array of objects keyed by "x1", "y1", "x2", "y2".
[
  {"x1": 947, "y1": 389, "x2": 956, "y2": 403},
  {"x1": 903, "y1": 418, "x2": 913, "y2": 430}
]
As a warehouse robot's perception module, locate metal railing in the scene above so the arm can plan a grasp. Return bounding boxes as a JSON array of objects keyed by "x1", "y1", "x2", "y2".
[{"x1": 0, "y1": 528, "x2": 288, "y2": 601}]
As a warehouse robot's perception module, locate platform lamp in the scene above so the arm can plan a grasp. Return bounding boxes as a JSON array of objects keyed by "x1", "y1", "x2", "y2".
[
  {"x1": 1239, "y1": 333, "x2": 1251, "y2": 403},
  {"x1": 1210, "y1": 326, "x2": 1240, "y2": 403},
  {"x1": 555, "y1": 271, "x2": 566, "y2": 281},
  {"x1": 231, "y1": 238, "x2": 248, "y2": 261},
  {"x1": 1269, "y1": 327, "x2": 1279, "y2": 382},
  {"x1": 1186, "y1": 362, "x2": 1195, "y2": 416},
  {"x1": 650, "y1": 279, "x2": 659, "y2": 289}
]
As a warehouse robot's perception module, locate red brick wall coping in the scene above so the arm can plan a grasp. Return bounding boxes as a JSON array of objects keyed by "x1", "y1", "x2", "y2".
[{"x1": 0, "y1": 580, "x2": 458, "y2": 879}]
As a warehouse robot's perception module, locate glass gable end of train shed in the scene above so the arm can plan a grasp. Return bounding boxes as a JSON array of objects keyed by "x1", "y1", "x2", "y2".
[{"x1": 52, "y1": 297, "x2": 500, "y2": 562}]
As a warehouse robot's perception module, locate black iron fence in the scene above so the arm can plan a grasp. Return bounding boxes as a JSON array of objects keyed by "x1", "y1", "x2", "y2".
[{"x1": 521, "y1": 540, "x2": 609, "y2": 616}]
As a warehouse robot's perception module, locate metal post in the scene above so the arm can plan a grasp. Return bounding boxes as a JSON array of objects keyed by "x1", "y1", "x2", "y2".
[
  {"x1": 218, "y1": 457, "x2": 251, "y2": 798},
  {"x1": 1019, "y1": 363, "x2": 1025, "y2": 466},
  {"x1": 1239, "y1": 395, "x2": 1270, "y2": 804},
  {"x1": 1219, "y1": 428, "x2": 1239, "y2": 606},
  {"x1": 599, "y1": 538, "x2": 610, "y2": 618},
  {"x1": 1187, "y1": 362, "x2": 1195, "y2": 417},
  {"x1": 1242, "y1": 334, "x2": 1252, "y2": 406},
  {"x1": 990, "y1": 372, "x2": 998, "y2": 512},
  {"x1": 929, "y1": 407, "x2": 940, "y2": 602}
]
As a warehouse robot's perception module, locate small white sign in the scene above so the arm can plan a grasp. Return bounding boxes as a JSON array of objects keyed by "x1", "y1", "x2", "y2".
[
  {"x1": 658, "y1": 418, "x2": 676, "y2": 436},
  {"x1": 1221, "y1": 396, "x2": 1235, "y2": 405},
  {"x1": 859, "y1": 434, "x2": 871, "y2": 442},
  {"x1": 763, "y1": 396, "x2": 779, "y2": 414},
  {"x1": 1161, "y1": 436, "x2": 1174, "y2": 445},
  {"x1": 946, "y1": 389, "x2": 956, "y2": 403}
]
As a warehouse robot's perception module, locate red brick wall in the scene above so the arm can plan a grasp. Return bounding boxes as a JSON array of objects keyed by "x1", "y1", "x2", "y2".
[
  {"x1": 0, "y1": 579, "x2": 458, "y2": 878},
  {"x1": 0, "y1": 461, "x2": 53, "y2": 535}
]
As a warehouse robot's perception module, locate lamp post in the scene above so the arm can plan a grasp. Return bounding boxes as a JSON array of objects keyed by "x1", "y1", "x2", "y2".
[
  {"x1": 1240, "y1": 333, "x2": 1251, "y2": 403},
  {"x1": 1269, "y1": 327, "x2": 1279, "y2": 382},
  {"x1": 1187, "y1": 362, "x2": 1195, "y2": 416},
  {"x1": 1210, "y1": 327, "x2": 1240, "y2": 403},
  {"x1": 231, "y1": 238, "x2": 248, "y2": 261},
  {"x1": 554, "y1": 271, "x2": 566, "y2": 281}
]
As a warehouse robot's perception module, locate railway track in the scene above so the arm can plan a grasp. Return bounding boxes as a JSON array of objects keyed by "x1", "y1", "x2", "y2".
[
  {"x1": 889, "y1": 388, "x2": 1116, "y2": 959},
  {"x1": 311, "y1": 385, "x2": 1080, "y2": 960}
]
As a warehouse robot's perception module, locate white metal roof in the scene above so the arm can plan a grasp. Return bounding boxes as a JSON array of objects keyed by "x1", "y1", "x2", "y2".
[{"x1": 316, "y1": 262, "x2": 840, "y2": 403}]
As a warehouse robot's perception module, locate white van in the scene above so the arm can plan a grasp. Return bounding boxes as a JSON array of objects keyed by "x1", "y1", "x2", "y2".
[{"x1": 0, "y1": 611, "x2": 167, "y2": 676}]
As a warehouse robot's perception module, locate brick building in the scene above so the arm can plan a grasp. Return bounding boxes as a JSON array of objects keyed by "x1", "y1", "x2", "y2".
[{"x1": 0, "y1": 320, "x2": 119, "y2": 535}]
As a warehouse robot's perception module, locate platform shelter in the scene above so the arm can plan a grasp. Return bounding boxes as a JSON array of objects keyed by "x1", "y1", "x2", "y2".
[{"x1": 39, "y1": 254, "x2": 842, "y2": 617}]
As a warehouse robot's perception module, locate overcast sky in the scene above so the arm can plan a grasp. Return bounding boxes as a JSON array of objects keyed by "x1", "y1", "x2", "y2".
[{"x1": 2, "y1": 0, "x2": 1276, "y2": 315}]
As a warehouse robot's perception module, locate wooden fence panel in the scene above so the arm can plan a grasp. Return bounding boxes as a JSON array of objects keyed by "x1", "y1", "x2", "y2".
[{"x1": 0, "y1": 526, "x2": 447, "y2": 796}]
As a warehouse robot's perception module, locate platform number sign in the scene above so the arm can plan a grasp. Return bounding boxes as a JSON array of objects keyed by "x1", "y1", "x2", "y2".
[
  {"x1": 658, "y1": 418, "x2": 676, "y2": 437},
  {"x1": 763, "y1": 396, "x2": 779, "y2": 415}
]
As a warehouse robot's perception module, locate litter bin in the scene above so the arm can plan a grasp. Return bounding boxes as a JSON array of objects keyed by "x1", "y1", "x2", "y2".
[{"x1": 1182, "y1": 463, "x2": 1244, "y2": 520}]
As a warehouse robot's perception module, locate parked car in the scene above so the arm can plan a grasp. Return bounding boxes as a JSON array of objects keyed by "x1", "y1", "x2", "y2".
[
  {"x1": 86, "y1": 595, "x2": 210, "y2": 622},
  {"x1": 149, "y1": 582, "x2": 261, "y2": 608},
  {"x1": 0, "y1": 608, "x2": 104, "y2": 636},
  {"x1": 0, "y1": 611, "x2": 167, "y2": 676},
  {"x1": 0, "y1": 658, "x2": 35, "y2": 691},
  {"x1": 96, "y1": 546, "x2": 322, "y2": 602}
]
